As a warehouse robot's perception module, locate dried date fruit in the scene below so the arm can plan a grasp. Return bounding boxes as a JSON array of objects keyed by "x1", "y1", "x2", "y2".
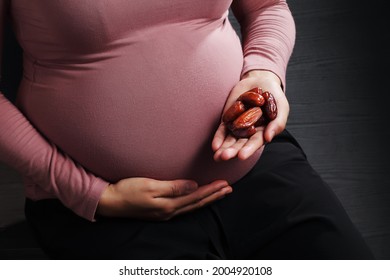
[
  {"x1": 222, "y1": 87, "x2": 278, "y2": 139},
  {"x1": 254, "y1": 115, "x2": 267, "y2": 127},
  {"x1": 238, "y1": 91, "x2": 265, "y2": 107},
  {"x1": 231, "y1": 107, "x2": 262, "y2": 130},
  {"x1": 222, "y1": 100, "x2": 246, "y2": 123},
  {"x1": 231, "y1": 125, "x2": 257, "y2": 138},
  {"x1": 262, "y1": 91, "x2": 277, "y2": 121}
]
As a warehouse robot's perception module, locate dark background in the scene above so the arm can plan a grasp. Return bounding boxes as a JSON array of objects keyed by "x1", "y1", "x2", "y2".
[
  {"x1": 284, "y1": 0, "x2": 390, "y2": 259},
  {"x1": 1, "y1": 0, "x2": 389, "y2": 259}
]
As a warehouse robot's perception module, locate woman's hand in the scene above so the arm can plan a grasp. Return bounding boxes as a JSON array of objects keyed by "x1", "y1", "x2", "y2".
[
  {"x1": 96, "y1": 178, "x2": 232, "y2": 221},
  {"x1": 212, "y1": 70, "x2": 289, "y2": 161}
]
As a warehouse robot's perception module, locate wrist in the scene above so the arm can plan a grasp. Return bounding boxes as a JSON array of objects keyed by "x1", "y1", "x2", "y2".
[
  {"x1": 96, "y1": 183, "x2": 117, "y2": 217},
  {"x1": 242, "y1": 70, "x2": 282, "y2": 87}
]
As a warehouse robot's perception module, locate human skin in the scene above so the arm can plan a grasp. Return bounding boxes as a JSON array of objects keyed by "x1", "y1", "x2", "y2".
[{"x1": 213, "y1": 70, "x2": 288, "y2": 161}]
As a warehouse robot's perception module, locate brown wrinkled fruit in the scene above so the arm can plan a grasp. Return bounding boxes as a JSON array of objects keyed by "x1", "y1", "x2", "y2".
[
  {"x1": 231, "y1": 125, "x2": 257, "y2": 138},
  {"x1": 262, "y1": 91, "x2": 277, "y2": 121},
  {"x1": 222, "y1": 87, "x2": 278, "y2": 138},
  {"x1": 231, "y1": 107, "x2": 262, "y2": 130},
  {"x1": 238, "y1": 91, "x2": 265, "y2": 107},
  {"x1": 222, "y1": 100, "x2": 246, "y2": 123},
  {"x1": 254, "y1": 115, "x2": 267, "y2": 127}
]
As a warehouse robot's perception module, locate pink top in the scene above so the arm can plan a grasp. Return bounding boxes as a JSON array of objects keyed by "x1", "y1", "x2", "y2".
[{"x1": 0, "y1": 0, "x2": 295, "y2": 221}]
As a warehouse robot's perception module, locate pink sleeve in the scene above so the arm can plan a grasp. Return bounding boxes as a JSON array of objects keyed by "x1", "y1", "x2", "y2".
[
  {"x1": 0, "y1": 94, "x2": 108, "y2": 221},
  {"x1": 231, "y1": 0, "x2": 296, "y2": 88}
]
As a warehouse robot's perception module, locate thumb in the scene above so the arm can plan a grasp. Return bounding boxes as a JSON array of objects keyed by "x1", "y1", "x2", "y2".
[
  {"x1": 264, "y1": 95, "x2": 289, "y2": 143},
  {"x1": 158, "y1": 180, "x2": 199, "y2": 198}
]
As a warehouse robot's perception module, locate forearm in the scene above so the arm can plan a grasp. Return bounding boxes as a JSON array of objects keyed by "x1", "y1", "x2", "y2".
[
  {"x1": 231, "y1": 0, "x2": 296, "y2": 89},
  {"x1": 0, "y1": 93, "x2": 108, "y2": 221}
]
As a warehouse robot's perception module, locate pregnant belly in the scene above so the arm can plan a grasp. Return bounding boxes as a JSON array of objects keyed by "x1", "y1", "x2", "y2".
[{"x1": 18, "y1": 28, "x2": 261, "y2": 184}]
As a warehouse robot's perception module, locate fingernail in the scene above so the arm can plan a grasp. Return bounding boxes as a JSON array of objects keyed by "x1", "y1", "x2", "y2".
[
  {"x1": 239, "y1": 148, "x2": 249, "y2": 159},
  {"x1": 224, "y1": 186, "x2": 233, "y2": 194},
  {"x1": 219, "y1": 180, "x2": 229, "y2": 187},
  {"x1": 218, "y1": 187, "x2": 233, "y2": 200}
]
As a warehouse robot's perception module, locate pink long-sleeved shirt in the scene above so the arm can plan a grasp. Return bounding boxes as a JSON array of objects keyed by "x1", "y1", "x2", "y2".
[{"x1": 0, "y1": 0, "x2": 295, "y2": 221}]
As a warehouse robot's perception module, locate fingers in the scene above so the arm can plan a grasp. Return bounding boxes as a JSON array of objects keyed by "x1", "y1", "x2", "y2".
[
  {"x1": 213, "y1": 134, "x2": 248, "y2": 162},
  {"x1": 107, "y1": 178, "x2": 230, "y2": 221},
  {"x1": 174, "y1": 185, "x2": 232, "y2": 217},
  {"x1": 237, "y1": 128, "x2": 265, "y2": 160},
  {"x1": 179, "y1": 180, "x2": 230, "y2": 205},
  {"x1": 211, "y1": 123, "x2": 227, "y2": 152},
  {"x1": 213, "y1": 126, "x2": 267, "y2": 161},
  {"x1": 151, "y1": 179, "x2": 231, "y2": 220},
  {"x1": 155, "y1": 179, "x2": 199, "y2": 198},
  {"x1": 169, "y1": 180, "x2": 232, "y2": 216},
  {"x1": 264, "y1": 94, "x2": 289, "y2": 143},
  {"x1": 150, "y1": 180, "x2": 231, "y2": 220},
  {"x1": 155, "y1": 179, "x2": 229, "y2": 201}
]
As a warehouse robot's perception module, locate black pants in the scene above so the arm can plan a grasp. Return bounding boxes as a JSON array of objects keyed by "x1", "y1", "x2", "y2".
[{"x1": 25, "y1": 130, "x2": 374, "y2": 260}]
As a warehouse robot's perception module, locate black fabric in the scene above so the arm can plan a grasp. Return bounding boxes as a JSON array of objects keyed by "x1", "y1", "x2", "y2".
[{"x1": 24, "y1": 130, "x2": 374, "y2": 260}]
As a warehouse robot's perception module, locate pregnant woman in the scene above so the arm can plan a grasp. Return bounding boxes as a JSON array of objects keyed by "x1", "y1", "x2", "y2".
[{"x1": 0, "y1": 0, "x2": 374, "y2": 259}]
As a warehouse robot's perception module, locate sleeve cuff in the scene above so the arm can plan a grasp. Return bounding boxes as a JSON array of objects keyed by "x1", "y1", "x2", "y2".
[{"x1": 77, "y1": 177, "x2": 108, "y2": 222}]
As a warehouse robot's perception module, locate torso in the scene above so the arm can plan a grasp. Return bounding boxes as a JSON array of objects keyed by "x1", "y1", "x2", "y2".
[{"x1": 11, "y1": 0, "x2": 260, "y2": 184}]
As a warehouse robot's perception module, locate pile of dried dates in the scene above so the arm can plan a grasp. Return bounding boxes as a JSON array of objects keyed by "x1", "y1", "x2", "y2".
[{"x1": 222, "y1": 87, "x2": 277, "y2": 138}]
